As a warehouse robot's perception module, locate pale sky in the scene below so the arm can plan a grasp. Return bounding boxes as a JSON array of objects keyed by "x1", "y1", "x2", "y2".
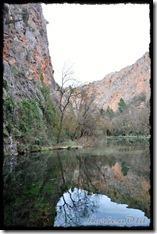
[{"x1": 42, "y1": 3, "x2": 150, "y2": 86}]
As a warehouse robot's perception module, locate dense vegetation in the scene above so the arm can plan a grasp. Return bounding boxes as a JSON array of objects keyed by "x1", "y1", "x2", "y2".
[
  {"x1": 62, "y1": 94, "x2": 150, "y2": 139},
  {"x1": 3, "y1": 73, "x2": 150, "y2": 155},
  {"x1": 3, "y1": 80, "x2": 60, "y2": 154}
]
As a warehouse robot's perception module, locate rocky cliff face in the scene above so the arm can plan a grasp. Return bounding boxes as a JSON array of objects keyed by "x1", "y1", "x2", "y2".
[
  {"x1": 3, "y1": 4, "x2": 58, "y2": 155},
  {"x1": 3, "y1": 3, "x2": 55, "y2": 100},
  {"x1": 80, "y1": 52, "x2": 150, "y2": 112},
  {"x1": 69, "y1": 52, "x2": 150, "y2": 137}
]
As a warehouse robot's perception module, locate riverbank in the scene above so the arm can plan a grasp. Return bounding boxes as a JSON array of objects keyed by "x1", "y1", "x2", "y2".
[{"x1": 5, "y1": 135, "x2": 150, "y2": 156}]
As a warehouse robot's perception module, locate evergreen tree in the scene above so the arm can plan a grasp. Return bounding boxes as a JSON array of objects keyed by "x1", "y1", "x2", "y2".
[{"x1": 118, "y1": 98, "x2": 126, "y2": 113}]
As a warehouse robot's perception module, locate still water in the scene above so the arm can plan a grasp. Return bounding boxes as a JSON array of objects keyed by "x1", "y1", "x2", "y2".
[
  {"x1": 54, "y1": 188, "x2": 150, "y2": 227},
  {"x1": 3, "y1": 141, "x2": 151, "y2": 228}
]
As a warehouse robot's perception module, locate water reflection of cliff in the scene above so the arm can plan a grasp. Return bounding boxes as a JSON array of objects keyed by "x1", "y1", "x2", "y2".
[
  {"x1": 3, "y1": 143, "x2": 150, "y2": 227},
  {"x1": 58, "y1": 145, "x2": 150, "y2": 219}
]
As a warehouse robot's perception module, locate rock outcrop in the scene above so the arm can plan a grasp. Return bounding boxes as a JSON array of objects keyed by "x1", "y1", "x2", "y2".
[
  {"x1": 78, "y1": 52, "x2": 150, "y2": 112},
  {"x1": 3, "y1": 3, "x2": 55, "y2": 100},
  {"x1": 3, "y1": 4, "x2": 58, "y2": 155}
]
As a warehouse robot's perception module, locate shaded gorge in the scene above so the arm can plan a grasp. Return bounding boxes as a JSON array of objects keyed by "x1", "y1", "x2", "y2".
[{"x1": 3, "y1": 140, "x2": 150, "y2": 228}]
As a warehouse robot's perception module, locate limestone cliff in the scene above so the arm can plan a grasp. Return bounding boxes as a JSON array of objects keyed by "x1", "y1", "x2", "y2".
[
  {"x1": 79, "y1": 52, "x2": 150, "y2": 112},
  {"x1": 3, "y1": 3, "x2": 55, "y2": 99},
  {"x1": 3, "y1": 4, "x2": 58, "y2": 155},
  {"x1": 70, "y1": 53, "x2": 150, "y2": 137}
]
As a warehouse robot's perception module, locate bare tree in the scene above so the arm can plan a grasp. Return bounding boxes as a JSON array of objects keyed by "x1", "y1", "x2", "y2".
[
  {"x1": 56, "y1": 65, "x2": 77, "y2": 143},
  {"x1": 71, "y1": 87, "x2": 95, "y2": 139},
  {"x1": 56, "y1": 64, "x2": 96, "y2": 142}
]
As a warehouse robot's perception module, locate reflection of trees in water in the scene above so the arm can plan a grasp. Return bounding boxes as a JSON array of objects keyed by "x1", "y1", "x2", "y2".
[
  {"x1": 57, "y1": 151, "x2": 150, "y2": 218},
  {"x1": 3, "y1": 146, "x2": 150, "y2": 227},
  {"x1": 76, "y1": 155, "x2": 99, "y2": 191},
  {"x1": 71, "y1": 154, "x2": 112, "y2": 193},
  {"x1": 55, "y1": 188, "x2": 97, "y2": 227},
  {"x1": 55, "y1": 152, "x2": 98, "y2": 226},
  {"x1": 4, "y1": 153, "x2": 65, "y2": 227}
]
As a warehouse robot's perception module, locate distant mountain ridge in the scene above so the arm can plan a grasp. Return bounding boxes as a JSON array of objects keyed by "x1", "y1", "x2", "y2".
[{"x1": 79, "y1": 52, "x2": 150, "y2": 112}]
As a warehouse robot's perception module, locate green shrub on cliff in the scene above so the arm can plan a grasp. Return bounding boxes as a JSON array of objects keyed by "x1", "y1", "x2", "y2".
[
  {"x1": 4, "y1": 81, "x2": 60, "y2": 154},
  {"x1": 17, "y1": 91, "x2": 60, "y2": 147},
  {"x1": 106, "y1": 106, "x2": 114, "y2": 119},
  {"x1": 18, "y1": 100, "x2": 44, "y2": 136},
  {"x1": 3, "y1": 94, "x2": 16, "y2": 134},
  {"x1": 118, "y1": 98, "x2": 127, "y2": 113},
  {"x1": 40, "y1": 83, "x2": 60, "y2": 139}
]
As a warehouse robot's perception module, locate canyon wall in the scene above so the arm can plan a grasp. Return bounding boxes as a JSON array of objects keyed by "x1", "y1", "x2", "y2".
[
  {"x1": 70, "y1": 52, "x2": 150, "y2": 137},
  {"x1": 3, "y1": 4, "x2": 58, "y2": 155},
  {"x1": 79, "y1": 52, "x2": 150, "y2": 112},
  {"x1": 3, "y1": 3, "x2": 56, "y2": 100}
]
